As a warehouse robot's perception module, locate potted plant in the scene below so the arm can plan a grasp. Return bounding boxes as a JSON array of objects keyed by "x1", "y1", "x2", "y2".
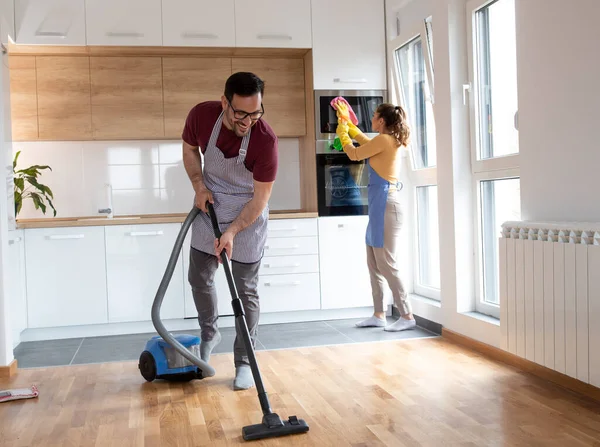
[{"x1": 13, "y1": 150, "x2": 57, "y2": 217}]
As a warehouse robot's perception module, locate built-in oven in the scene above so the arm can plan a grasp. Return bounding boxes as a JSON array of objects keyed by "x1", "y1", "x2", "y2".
[
  {"x1": 316, "y1": 141, "x2": 369, "y2": 217},
  {"x1": 314, "y1": 89, "x2": 387, "y2": 141},
  {"x1": 315, "y1": 89, "x2": 386, "y2": 216}
]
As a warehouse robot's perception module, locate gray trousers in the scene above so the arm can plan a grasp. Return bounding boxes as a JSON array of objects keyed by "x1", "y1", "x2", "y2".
[
  {"x1": 188, "y1": 247, "x2": 261, "y2": 367},
  {"x1": 367, "y1": 190, "x2": 412, "y2": 316}
]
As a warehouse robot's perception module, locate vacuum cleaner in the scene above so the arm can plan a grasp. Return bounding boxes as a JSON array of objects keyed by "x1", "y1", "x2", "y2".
[{"x1": 138, "y1": 203, "x2": 309, "y2": 442}]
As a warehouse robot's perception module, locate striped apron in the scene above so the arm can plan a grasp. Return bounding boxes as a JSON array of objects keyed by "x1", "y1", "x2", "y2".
[{"x1": 191, "y1": 110, "x2": 269, "y2": 264}]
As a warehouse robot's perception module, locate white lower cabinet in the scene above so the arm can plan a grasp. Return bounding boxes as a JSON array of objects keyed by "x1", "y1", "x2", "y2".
[
  {"x1": 318, "y1": 216, "x2": 374, "y2": 309},
  {"x1": 8, "y1": 230, "x2": 27, "y2": 346},
  {"x1": 259, "y1": 218, "x2": 320, "y2": 313},
  {"x1": 105, "y1": 223, "x2": 185, "y2": 323},
  {"x1": 24, "y1": 226, "x2": 108, "y2": 328},
  {"x1": 259, "y1": 273, "x2": 320, "y2": 313},
  {"x1": 18, "y1": 216, "x2": 364, "y2": 331}
]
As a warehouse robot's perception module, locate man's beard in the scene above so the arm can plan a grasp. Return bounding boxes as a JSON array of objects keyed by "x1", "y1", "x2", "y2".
[{"x1": 225, "y1": 113, "x2": 251, "y2": 137}]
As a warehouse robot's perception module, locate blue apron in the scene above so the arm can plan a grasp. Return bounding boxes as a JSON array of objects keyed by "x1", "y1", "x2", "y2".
[{"x1": 365, "y1": 160, "x2": 402, "y2": 248}]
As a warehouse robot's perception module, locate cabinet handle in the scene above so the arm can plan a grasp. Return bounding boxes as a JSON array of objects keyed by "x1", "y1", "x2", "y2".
[
  {"x1": 269, "y1": 227, "x2": 298, "y2": 232},
  {"x1": 35, "y1": 31, "x2": 67, "y2": 38},
  {"x1": 264, "y1": 281, "x2": 301, "y2": 287},
  {"x1": 47, "y1": 234, "x2": 85, "y2": 240},
  {"x1": 182, "y1": 32, "x2": 218, "y2": 39},
  {"x1": 263, "y1": 263, "x2": 301, "y2": 269},
  {"x1": 128, "y1": 231, "x2": 164, "y2": 237},
  {"x1": 256, "y1": 34, "x2": 292, "y2": 40},
  {"x1": 106, "y1": 32, "x2": 144, "y2": 38},
  {"x1": 264, "y1": 245, "x2": 299, "y2": 250},
  {"x1": 8, "y1": 237, "x2": 21, "y2": 245},
  {"x1": 337, "y1": 224, "x2": 345, "y2": 228},
  {"x1": 333, "y1": 78, "x2": 368, "y2": 84}
]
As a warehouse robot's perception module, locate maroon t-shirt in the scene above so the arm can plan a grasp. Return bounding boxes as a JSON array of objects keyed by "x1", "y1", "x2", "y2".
[{"x1": 182, "y1": 101, "x2": 278, "y2": 183}]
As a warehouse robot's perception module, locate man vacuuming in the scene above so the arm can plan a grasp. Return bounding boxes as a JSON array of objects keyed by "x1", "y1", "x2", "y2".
[{"x1": 182, "y1": 72, "x2": 278, "y2": 391}]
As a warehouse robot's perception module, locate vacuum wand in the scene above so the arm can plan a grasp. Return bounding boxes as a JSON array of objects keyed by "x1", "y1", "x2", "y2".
[
  {"x1": 206, "y1": 202, "x2": 271, "y2": 412},
  {"x1": 206, "y1": 202, "x2": 309, "y2": 441}
]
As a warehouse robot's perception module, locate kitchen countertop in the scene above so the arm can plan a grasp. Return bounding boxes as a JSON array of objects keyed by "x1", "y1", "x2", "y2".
[{"x1": 16, "y1": 211, "x2": 320, "y2": 229}]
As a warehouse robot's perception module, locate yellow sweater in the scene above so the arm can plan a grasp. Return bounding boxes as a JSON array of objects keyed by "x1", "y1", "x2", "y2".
[{"x1": 343, "y1": 132, "x2": 402, "y2": 187}]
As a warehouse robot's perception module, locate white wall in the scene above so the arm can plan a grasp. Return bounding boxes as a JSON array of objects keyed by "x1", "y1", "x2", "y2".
[
  {"x1": 13, "y1": 138, "x2": 302, "y2": 220},
  {"x1": 517, "y1": 0, "x2": 600, "y2": 223},
  {"x1": 0, "y1": 46, "x2": 14, "y2": 366}
]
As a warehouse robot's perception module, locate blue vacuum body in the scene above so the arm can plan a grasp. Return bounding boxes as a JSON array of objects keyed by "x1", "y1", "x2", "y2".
[{"x1": 138, "y1": 334, "x2": 204, "y2": 382}]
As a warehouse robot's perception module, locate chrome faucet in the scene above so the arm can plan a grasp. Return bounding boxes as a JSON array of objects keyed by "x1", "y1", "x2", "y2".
[{"x1": 98, "y1": 183, "x2": 114, "y2": 218}]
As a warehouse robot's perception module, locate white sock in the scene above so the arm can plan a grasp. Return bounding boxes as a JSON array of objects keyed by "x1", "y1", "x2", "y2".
[
  {"x1": 384, "y1": 318, "x2": 416, "y2": 332},
  {"x1": 355, "y1": 316, "x2": 386, "y2": 328},
  {"x1": 233, "y1": 365, "x2": 254, "y2": 391},
  {"x1": 200, "y1": 330, "x2": 222, "y2": 363}
]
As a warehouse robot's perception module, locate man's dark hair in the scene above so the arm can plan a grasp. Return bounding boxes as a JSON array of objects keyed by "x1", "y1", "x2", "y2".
[{"x1": 224, "y1": 72, "x2": 265, "y2": 102}]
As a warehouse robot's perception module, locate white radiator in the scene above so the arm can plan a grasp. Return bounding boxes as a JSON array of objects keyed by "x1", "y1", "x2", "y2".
[{"x1": 499, "y1": 221, "x2": 600, "y2": 387}]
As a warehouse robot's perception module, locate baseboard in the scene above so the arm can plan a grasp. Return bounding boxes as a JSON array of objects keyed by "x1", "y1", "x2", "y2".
[
  {"x1": 392, "y1": 306, "x2": 442, "y2": 335},
  {"x1": 19, "y1": 307, "x2": 378, "y2": 343},
  {"x1": 0, "y1": 360, "x2": 18, "y2": 379},
  {"x1": 442, "y1": 328, "x2": 600, "y2": 403}
]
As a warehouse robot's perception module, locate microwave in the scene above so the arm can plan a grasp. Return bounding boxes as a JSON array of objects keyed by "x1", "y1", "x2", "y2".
[{"x1": 314, "y1": 89, "x2": 387, "y2": 141}]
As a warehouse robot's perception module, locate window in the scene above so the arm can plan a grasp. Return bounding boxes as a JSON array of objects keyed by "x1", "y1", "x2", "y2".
[
  {"x1": 390, "y1": 17, "x2": 440, "y2": 301},
  {"x1": 467, "y1": 0, "x2": 520, "y2": 318},
  {"x1": 474, "y1": 0, "x2": 519, "y2": 161},
  {"x1": 479, "y1": 177, "x2": 521, "y2": 306},
  {"x1": 395, "y1": 36, "x2": 437, "y2": 169},
  {"x1": 416, "y1": 185, "x2": 441, "y2": 295}
]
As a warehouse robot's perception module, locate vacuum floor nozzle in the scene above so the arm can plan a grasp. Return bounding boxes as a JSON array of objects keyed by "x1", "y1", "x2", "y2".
[{"x1": 242, "y1": 414, "x2": 309, "y2": 441}]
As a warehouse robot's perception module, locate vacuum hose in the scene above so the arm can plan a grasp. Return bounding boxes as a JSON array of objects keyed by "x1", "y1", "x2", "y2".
[{"x1": 151, "y1": 207, "x2": 216, "y2": 378}]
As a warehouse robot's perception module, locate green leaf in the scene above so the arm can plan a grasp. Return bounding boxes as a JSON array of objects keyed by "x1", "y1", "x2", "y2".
[
  {"x1": 47, "y1": 197, "x2": 57, "y2": 217},
  {"x1": 13, "y1": 151, "x2": 20, "y2": 170},
  {"x1": 14, "y1": 177, "x2": 24, "y2": 192},
  {"x1": 16, "y1": 168, "x2": 41, "y2": 177},
  {"x1": 30, "y1": 192, "x2": 47, "y2": 214}
]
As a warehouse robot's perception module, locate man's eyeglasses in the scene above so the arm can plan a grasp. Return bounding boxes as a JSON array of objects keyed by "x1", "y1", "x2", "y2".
[{"x1": 227, "y1": 99, "x2": 264, "y2": 121}]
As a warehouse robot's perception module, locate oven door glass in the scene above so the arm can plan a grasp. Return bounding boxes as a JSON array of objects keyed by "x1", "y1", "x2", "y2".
[
  {"x1": 317, "y1": 153, "x2": 369, "y2": 216},
  {"x1": 318, "y1": 94, "x2": 384, "y2": 137}
]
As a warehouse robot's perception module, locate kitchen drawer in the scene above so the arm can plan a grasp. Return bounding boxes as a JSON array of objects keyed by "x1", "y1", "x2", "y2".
[
  {"x1": 259, "y1": 273, "x2": 320, "y2": 313},
  {"x1": 263, "y1": 236, "x2": 318, "y2": 257},
  {"x1": 267, "y1": 218, "x2": 317, "y2": 238},
  {"x1": 260, "y1": 254, "x2": 319, "y2": 276}
]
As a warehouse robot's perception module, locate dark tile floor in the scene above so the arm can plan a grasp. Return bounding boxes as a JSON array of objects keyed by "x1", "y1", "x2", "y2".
[{"x1": 13, "y1": 317, "x2": 438, "y2": 369}]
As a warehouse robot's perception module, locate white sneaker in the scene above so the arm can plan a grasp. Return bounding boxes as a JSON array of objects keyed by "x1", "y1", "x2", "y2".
[{"x1": 384, "y1": 318, "x2": 416, "y2": 332}]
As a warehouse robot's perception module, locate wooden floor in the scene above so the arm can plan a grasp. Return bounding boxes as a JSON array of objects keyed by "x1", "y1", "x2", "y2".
[{"x1": 2, "y1": 337, "x2": 600, "y2": 446}]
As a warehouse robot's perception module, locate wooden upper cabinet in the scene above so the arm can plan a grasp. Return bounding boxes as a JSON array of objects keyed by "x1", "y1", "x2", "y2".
[
  {"x1": 162, "y1": 57, "x2": 232, "y2": 139},
  {"x1": 36, "y1": 56, "x2": 92, "y2": 140},
  {"x1": 232, "y1": 58, "x2": 306, "y2": 137},
  {"x1": 9, "y1": 56, "x2": 38, "y2": 141},
  {"x1": 90, "y1": 57, "x2": 164, "y2": 139}
]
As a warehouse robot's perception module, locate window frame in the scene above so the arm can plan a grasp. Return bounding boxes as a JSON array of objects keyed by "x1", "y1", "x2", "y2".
[
  {"x1": 465, "y1": 0, "x2": 520, "y2": 174},
  {"x1": 466, "y1": 0, "x2": 520, "y2": 318},
  {"x1": 472, "y1": 168, "x2": 520, "y2": 318},
  {"x1": 414, "y1": 183, "x2": 441, "y2": 300},
  {"x1": 389, "y1": 17, "x2": 440, "y2": 301}
]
